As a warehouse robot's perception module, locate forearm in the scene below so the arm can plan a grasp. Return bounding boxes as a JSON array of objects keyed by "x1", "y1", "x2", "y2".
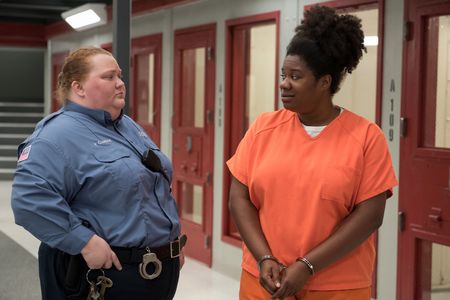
[
  {"x1": 304, "y1": 193, "x2": 387, "y2": 273},
  {"x1": 229, "y1": 178, "x2": 272, "y2": 260}
]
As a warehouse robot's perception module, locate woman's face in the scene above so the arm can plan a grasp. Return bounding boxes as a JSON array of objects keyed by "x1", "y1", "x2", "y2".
[
  {"x1": 80, "y1": 54, "x2": 125, "y2": 119},
  {"x1": 280, "y1": 55, "x2": 329, "y2": 116}
]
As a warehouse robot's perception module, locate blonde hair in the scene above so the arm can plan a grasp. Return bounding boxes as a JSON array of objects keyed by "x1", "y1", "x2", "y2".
[{"x1": 56, "y1": 47, "x2": 112, "y2": 103}]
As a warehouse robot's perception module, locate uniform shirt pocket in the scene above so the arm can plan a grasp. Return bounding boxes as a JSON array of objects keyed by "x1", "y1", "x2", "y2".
[
  {"x1": 143, "y1": 139, "x2": 159, "y2": 150},
  {"x1": 93, "y1": 149, "x2": 138, "y2": 190},
  {"x1": 320, "y1": 166, "x2": 360, "y2": 210}
]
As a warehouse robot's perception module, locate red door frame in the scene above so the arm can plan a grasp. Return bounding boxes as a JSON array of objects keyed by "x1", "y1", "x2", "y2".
[
  {"x1": 222, "y1": 11, "x2": 280, "y2": 247},
  {"x1": 399, "y1": 1, "x2": 450, "y2": 299},
  {"x1": 51, "y1": 51, "x2": 69, "y2": 112},
  {"x1": 172, "y1": 23, "x2": 216, "y2": 266},
  {"x1": 131, "y1": 34, "x2": 163, "y2": 146}
]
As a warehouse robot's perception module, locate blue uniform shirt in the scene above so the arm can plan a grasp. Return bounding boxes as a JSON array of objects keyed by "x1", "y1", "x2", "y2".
[{"x1": 11, "y1": 101, "x2": 180, "y2": 255}]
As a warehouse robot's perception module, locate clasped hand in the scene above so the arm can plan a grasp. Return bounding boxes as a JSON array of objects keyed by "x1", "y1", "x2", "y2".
[
  {"x1": 81, "y1": 234, "x2": 122, "y2": 270},
  {"x1": 259, "y1": 259, "x2": 311, "y2": 300}
]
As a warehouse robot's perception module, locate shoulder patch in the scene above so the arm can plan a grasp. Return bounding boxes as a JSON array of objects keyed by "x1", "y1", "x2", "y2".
[{"x1": 18, "y1": 145, "x2": 32, "y2": 162}]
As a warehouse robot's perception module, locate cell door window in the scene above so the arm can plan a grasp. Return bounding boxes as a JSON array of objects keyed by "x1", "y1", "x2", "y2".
[
  {"x1": 416, "y1": 241, "x2": 450, "y2": 300},
  {"x1": 223, "y1": 12, "x2": 279, "y2": 245},
  {"x1": 181, "y1": 48, "x2": 205, "y2": 128},
  {"x1": 427, "y1": 15, "x2": 450, "y2": 149},
  {"x1": 333, "y1": 6, "x2": 379, "y2": 123},
  {"x1": 179, "y1": 182, "x2": 203, "y2": 224},
  {"x1": 131, "y1": 34, "x2": 162, "y2": 146},
  {"x1": 246, "y1": 24, "x2": 277, "y2": 126},
  {"x1": 136, "y1": 53, "x2": 155, "y2": 124}
]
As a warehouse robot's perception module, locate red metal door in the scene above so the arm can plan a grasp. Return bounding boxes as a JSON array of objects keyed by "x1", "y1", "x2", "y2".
[
  {"x1": 131, "y1": 34, "x2": 162, "y2": 146},
  {"x1": 172, "y1": 24, "x2": 215, "y2": 266},
  {"x1": 399, "y1": 1, "x2": 450, "y2": 299}
]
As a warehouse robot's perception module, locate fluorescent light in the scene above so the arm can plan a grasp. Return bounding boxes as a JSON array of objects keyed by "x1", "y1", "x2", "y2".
[
  {"x1": 61, "y1": 3, "x2": 107, "y2": 31},
  {"x1": 65, "y1": 10, "x2": 101, "y2": 29},
  {"x1": 364, "y1": 36, "x2": 378, "y2": 46}
]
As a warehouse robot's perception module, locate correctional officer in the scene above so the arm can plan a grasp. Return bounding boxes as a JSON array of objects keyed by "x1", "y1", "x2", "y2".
[{"x1": 11, "y1": 47, "x2": 185, "y2": 300}]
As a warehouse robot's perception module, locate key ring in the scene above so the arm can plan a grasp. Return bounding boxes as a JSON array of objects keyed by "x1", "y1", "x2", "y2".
[
  {"x1": 139, "y1": 247, "x2": 162, "y2": 280},
  {"x1": 86, "y1": 268, "x2": 105, "y2": 285}
]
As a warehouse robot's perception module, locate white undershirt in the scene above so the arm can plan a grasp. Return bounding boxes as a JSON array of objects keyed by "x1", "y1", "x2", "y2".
[
  {"x1": 302, "y1": 124, "x2": 327, "y2": 138},
  {"x1": 302, "y1": 107, "x2": 344, "y2": 138}
]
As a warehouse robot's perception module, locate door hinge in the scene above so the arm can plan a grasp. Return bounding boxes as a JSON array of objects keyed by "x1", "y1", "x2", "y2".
[
  {"x1": 205, "y1": 172, "x2": 212, "y2": 186},
  {"x1": 206, "y1": 110, "x2": 214, "y2": 123},
  {"x1": 398, "y1": 211, "x2": 405, "y2": 232},
  {"x1": 400, "y1": 117, "x2": 407, "y2": 138},
  {"x1": 207, "y1": 47, "x2": 214, "y2": 60},
  {"x1": 404, "y1": 21, "x2": 412, "y2": 41},
  {"x1": 204, "y1": 235, "x2": 211, "y2": 248}
]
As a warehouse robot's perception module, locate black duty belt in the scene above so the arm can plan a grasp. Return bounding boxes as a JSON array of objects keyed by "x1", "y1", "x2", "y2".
[
  {"x1": 80, "y1": 219, "x2": 187, "y2": 280},
  {"x1": 111, "y1": 234, "x2": 187, "y2": 264}
]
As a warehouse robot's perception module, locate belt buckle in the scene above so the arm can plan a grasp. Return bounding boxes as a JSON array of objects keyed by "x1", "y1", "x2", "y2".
[
  {"x1": 170, "y1": 239, "x2": 181, "y2": 258},
  {"x1": 139, "y1": 247, "x2": 162, "y2": 280}
]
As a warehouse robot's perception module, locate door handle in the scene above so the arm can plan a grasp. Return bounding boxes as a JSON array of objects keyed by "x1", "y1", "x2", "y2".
[
  {"x1": 185, "y1": 136, "x2": 192, "y2": 153},
  {"x1": 428, "y1": 207, "x2": 442, "y2": 223},
  {"x1": 400, "y1": 117, "x2": 407, "y2": 138},
  {"x1": 398, "y1": 211, "x2": 405, "y2": 232},
  {"x1": 428, "y1": 214, "x2": 442, "y2": 223}
]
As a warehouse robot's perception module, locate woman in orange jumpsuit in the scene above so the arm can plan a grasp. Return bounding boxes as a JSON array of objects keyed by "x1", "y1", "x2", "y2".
[{"x1": 227, "y1": 5, "x2": 398, "y2": 300}]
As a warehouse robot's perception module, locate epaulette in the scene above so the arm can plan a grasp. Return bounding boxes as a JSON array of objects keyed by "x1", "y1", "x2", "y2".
[{"x1": 17, "y1": 109, "x2": 64, "y2": 158}]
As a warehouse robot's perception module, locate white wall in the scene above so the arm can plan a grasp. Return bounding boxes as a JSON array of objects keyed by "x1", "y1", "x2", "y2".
[{"x1": 378, "y1": 0, "x2": 403, "y2": 299}]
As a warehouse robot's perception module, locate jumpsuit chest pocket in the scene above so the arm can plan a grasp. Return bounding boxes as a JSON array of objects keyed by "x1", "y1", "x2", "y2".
[
  {"x1": 320, "y1": 166, "x2": 360, "y2": 210},
  {"x1": 93, "y1": 149, "x2": 139, "y2": 190}
]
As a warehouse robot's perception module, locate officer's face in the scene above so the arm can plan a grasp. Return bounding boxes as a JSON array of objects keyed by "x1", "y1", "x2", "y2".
[{"x1": 81, "y1": 54, "x2": 126, "y2": 120}]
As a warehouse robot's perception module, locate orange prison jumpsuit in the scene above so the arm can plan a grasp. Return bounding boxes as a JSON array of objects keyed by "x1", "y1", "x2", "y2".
[{"x1": 227, "y1": 109, "x2": 398, "y2": 299}]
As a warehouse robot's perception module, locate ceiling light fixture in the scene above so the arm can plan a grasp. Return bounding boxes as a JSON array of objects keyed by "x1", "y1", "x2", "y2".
[
  {"x1": 364, "y1": 36, "x2": 379, "y2": 47},
  {"x1": 61, "y1": 3, "x2": 107, "y2": 31}
]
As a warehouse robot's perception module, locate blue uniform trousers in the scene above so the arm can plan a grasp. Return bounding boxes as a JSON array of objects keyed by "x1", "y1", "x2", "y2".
[{"x1": 38, "y1": 243, "x2": 180, "y2": 300}]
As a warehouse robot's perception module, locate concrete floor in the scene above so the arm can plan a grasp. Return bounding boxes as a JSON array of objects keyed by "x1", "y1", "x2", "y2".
[{"x1": 0, "y1": 181, "x2": 239, "y2": 300}]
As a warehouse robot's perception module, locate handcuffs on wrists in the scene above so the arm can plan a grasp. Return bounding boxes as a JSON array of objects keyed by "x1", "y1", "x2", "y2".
[
  {"x1": 257, "y1": 254, "x2": 315, "y2": 276},
  {"x1": 296, "y1": 256, "x2": 315, "y2": 275},
  {"x1": 257, "y1": 254, "x2": 286, "y2": 271}
]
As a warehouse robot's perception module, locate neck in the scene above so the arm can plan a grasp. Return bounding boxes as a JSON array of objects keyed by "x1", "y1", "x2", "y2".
[
  {"x1": 68, "y1": 96, "x2": 120, "y2": 121},
  {"x1": 298, "y1": 105, "x2": 340, "y2": 126}
]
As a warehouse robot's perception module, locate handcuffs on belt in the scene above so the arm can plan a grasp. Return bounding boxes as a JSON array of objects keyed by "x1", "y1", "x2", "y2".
[
  {"x1": 139, "y1": 247, "x2": 163, "y2": 280},
  {"x1": 139, "y1": 238, "x2": 182, "y2": 280}
]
